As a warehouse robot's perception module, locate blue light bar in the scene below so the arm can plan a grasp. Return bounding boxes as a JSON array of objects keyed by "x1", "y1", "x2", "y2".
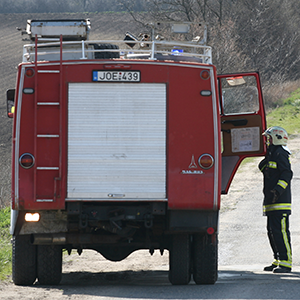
[{"x1": 172, "y1": 49, "x2": 183, "y2": 55}]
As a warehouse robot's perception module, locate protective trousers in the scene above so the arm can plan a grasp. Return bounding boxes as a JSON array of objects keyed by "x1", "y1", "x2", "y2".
[{"x1": 267, "y1": 214, "x2": 292, "y2": 269}]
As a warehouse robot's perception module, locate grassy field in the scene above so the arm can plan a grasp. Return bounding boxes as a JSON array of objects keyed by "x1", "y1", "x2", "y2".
[
  {"x1": 267, "y1": 87, "x2": 300, "y2": 135},
  {"x1": 0, "y1": 207, "x2": 11, "y2": 280}
]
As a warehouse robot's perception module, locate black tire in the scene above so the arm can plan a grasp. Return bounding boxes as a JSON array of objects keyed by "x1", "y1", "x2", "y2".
[
  {"x1": 192, "y1": 233, "x2": 218, "y2": 284},
  {"x1": 37, "y1": 245, "x2": 62, "y2": 285},
  {"x1": 93, "y1": 43, "x2": 120, "y2": 59},
  {"x1": 168, "y1": 234, "x2": 191, "y2": 285},
  {"x1": 12, "y1": 235, "x2": 37, "y2": 285}
]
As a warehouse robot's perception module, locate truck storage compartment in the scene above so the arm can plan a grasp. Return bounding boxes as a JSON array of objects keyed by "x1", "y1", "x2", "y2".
[
  {"x1": 26, "y1": 19, "x2": 91, "y2": 41},
  {"x1": 67, "y1": 83, "x2": 167, "y2": 200}
]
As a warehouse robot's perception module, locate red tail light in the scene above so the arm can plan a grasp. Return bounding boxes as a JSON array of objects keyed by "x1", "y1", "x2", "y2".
[
  {"x1": 198, "y1": 154, "x2": 214, "y2": 169},
  {"x1": 207, "y1": 227, "x2": 215, "y2": 235},
  {"x1": 19, "y1": 153, "x2": 35, "y2": 169}
]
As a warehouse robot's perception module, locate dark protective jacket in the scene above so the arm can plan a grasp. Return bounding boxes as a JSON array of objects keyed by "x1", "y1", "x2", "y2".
[{"x1": 258, "y1": 144, "x2": 293, "y2": 216}]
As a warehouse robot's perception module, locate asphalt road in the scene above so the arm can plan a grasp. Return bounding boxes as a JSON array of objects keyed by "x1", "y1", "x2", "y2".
[{"x1": 1, "y1": 260, "x2": 300, "y2": 300}]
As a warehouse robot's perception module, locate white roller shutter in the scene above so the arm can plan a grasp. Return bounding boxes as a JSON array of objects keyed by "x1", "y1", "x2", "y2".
[{"x1": 67, "y1": 83, "x2": 166, "y2": 200}]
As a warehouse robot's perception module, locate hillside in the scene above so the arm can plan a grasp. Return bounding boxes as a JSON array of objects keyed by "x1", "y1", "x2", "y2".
[{"x1": 0, "y1": 12, "x2": 140, "y2": 207}]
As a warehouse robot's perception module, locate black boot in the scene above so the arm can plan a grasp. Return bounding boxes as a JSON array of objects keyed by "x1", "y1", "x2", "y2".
[
  {"x1": 273, "y1": 266, "x2": 291, "y2": 273},
  {"x1": 263, "y1": 264, "x2": 278, "y2": 271}
]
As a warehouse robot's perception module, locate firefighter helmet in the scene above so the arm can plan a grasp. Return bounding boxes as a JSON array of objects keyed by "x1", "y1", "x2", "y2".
[{"x1": 263, "y1": 126, "x2": 288, "y2": 146}]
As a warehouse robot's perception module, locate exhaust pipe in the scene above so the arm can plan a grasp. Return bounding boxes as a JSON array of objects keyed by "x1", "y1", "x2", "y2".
[{"x1": 32, "y1": 233, "x2": 67, "y2": 245}]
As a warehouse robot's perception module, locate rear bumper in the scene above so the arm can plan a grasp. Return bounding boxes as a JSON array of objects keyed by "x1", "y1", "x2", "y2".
[{"x1": 12, "y1": 203, "x2": 219, "y2": 237}]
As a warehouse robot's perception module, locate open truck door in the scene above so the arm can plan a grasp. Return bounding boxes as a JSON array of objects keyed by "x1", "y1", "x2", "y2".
[{"x1": 218, "y1": 72, "x2": 267, "y2": 194}]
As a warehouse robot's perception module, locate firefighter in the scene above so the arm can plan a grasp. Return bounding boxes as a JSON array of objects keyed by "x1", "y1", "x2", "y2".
[{"x1": 259, "y1": 126, "x2": 293, "y2": 273}]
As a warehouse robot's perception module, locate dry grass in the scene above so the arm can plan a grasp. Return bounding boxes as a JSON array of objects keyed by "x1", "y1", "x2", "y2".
[{"x1": 263, "y1": 79, "x2": 300, "y2": 112}]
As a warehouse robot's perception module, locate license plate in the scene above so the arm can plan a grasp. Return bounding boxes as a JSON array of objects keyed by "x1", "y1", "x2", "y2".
[{"x1": 92, "y1": 71, "x2": 140, "y2": 82}]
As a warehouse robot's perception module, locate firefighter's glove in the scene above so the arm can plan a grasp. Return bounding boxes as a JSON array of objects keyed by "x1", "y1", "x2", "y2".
[{"x1": 270, "y1": 189, "x2": 279, "y2": 203}]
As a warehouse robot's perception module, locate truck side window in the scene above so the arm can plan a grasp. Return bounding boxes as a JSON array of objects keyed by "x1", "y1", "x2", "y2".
[{"x1": 221, "y1": 76, "x2": 259, "y2": 114}]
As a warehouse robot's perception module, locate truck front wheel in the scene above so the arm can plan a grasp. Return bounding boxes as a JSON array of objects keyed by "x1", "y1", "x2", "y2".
[
  {"x1": 12, "y1": 235, "x2": 37, "y2": 285},
  {"x1": 37, "y1": 245, "x2": 62, "y2": 285},
  {"x1": 192, "y1": 233, "x2": 218, "y2": 284},
  {"x1": 168, "y1": 234, "x2": 191, "y2": 285}
]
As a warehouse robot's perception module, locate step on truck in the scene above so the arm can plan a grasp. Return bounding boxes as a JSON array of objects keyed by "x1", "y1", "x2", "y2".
[{"x1": 7, "y1": 19, "x2": 266, "y2": 285}]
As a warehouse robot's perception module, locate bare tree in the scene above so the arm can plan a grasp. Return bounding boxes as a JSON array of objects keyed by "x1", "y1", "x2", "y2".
[
  {"x1": 117, "y1": 0, "x2": 224, "y2": 25},
  {"x1": 230, "y1": 0, "x2": 300, "y2": 81},
  {"x1": 210, "y1": 20, "x2": 250, "y2": 73}
]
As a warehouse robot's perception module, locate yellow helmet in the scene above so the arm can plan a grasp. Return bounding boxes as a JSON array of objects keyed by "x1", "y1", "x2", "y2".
[{"x1": 263, "y1": 126, "x2": 288, "y2": 146}]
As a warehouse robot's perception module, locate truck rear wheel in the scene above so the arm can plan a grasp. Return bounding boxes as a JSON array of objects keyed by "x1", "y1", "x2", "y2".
[
  {"x1": 168, "y1": 234, "x2": 191, "y2": 285},
  {"x1": 12, "y1": 235, "x2": 37, "y2": 285},
  {"x1": 37, "y1": 245, "x2": 62, "y2": 285},
  {"x1": 192, "y1": 233, "x2": 218, "y2": 284}
]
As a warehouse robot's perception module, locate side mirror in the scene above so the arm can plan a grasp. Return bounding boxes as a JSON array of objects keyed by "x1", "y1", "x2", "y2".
[{"x1": 6, "y1": 89, "x2": 15, "y2": 118}]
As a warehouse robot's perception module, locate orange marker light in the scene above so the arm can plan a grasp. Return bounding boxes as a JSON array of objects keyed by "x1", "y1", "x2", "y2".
[{"x1": 198, "y1": 154, "x2": 214, "y2": 169}]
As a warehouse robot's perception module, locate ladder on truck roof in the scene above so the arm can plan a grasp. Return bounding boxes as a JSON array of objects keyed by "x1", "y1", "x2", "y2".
[{"x1": 32, "y1": 36, "x2": 63, "y2": 206}]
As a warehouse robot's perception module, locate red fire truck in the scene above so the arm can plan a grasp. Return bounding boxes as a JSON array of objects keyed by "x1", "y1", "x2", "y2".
[{"x1": 7, "y1": 19, "x2": 266, "y2": 286}]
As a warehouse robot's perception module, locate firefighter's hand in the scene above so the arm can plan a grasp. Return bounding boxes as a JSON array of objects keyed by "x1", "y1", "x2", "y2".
[{"x1": 271, "y1": 189, "x2": 279, "y2": 203}]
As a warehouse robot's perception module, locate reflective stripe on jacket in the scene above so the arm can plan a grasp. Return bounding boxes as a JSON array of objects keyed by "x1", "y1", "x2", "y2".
[{"x1": 263, "y1": 203, "x2": 291, "y2": 214}]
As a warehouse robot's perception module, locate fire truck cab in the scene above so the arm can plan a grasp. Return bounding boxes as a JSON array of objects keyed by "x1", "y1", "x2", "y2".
[{"x1": 7, "y1": 19, "x2": 266, "y2": 286}]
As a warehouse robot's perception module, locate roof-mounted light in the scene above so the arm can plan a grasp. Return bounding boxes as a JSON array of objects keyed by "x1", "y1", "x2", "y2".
[{"x1": 172, "y1": 48, "x2": 183, "y2": 55}]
